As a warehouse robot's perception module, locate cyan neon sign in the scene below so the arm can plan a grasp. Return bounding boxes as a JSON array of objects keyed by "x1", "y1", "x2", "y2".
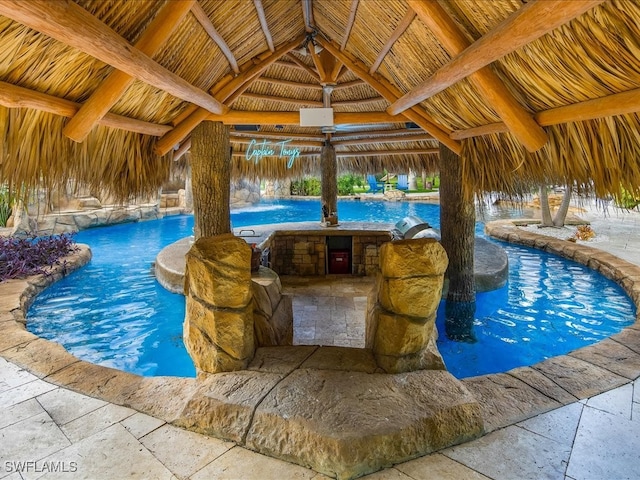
[{"x1": 245, "y1": 139, "x2": 300, "y2": 168}]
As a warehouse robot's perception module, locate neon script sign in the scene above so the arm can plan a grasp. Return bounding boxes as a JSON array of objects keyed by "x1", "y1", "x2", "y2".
[{"x1": 245, "y1": 139, "x2": 300, "y2": 168}]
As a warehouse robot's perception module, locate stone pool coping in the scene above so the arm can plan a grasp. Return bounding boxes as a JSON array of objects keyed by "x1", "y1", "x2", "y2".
[{"x1": 1, "y1": 222, "x2": 640, "y2": 477}]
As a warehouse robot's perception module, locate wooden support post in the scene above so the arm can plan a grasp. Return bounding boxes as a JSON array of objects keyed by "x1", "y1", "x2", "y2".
[
  {"x1": 320, "y1": 142, "x2": 338, "y2": 225},
  {"x1": 191, "y1": 121, "x2": 231, "y2": 239},
  {"x1": 439, "y1": 144, "x2": 476, "y2": 342}
]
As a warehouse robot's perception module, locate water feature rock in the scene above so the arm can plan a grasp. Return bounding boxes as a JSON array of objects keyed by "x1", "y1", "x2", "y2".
[
  {"x1": 183, "y1": 235, "x2": 255, "y2": 373},
  {"x1": 366, "y1": 238, "x2": 448, "y2": 373}
]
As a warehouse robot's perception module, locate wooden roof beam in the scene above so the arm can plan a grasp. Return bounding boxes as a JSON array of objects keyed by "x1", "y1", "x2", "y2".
[
  {"x1": 174, "y1": 138, "x2": 192, "y2": 161},
  {"x1": 0, "y1": 0, "x2": 227, "y2": 116},
  {"x1": 341, "y1": 0, "x2": 359, "y2": 51},
  {"x1": 333, "y1": 79, "x2": 366, "y2": 91},
  {"x1": 0, "y1": 81, "x2": 171, "y2": 137},
  {"x1": 192, "y1": 2, "x2": 239, "y2": 73},
  {"x1": 155, "y1": 35, "x2": 305, "y2": 155},
  {"x1": 332, "y1": 128, "x2": 431, "y2": 140},
  {"x1": 370, "y1": 9, "x2": 416, "y2": 74},
  {"x1": 254, "y1": 77, "x2": 323, "y2": 90},
  {"x1": 231, "y1": 130, "x2": 325, "y2": 141},
  {"x1": 253, "y1": 0, "x2": 275, "y2": 52},
  {"x1": 333, "y1": 133, "x2": 434, "y2": 146},
  {"x1": 388, "y1": 0, "x2": 605, "y2": 114},
  {"x1": 240, "y1": 92, "x2": 323, "y2": 106},
  {"x1": 451, "y1": 88, "x2": 640, "y2": 140},
  {"x1": 302, "y1": 0, "x2": 314, "y2": 32},
  {"x1": 409, "y1": 0, "x2": 549, "y2": 152},
  {"x1": 284, "y1": 54, "x2": 321, "y2": 81},
  {"x1": 208, "y1": 110, "x2": 407, "y2": 125},
  {"x1": 62, "y1": 0, "x2": 195, "y2": 143},
  {"x1": 315, "y1": 36, "x2": 461, "y2": 153},
  {"x1": 404, "y1": 0, "x2": 547, "y2": 152}
]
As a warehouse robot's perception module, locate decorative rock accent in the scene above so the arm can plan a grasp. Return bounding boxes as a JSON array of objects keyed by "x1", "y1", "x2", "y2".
[
  {"x1": 183, "y1": 234, "x2": 255, "y2": 373},
  {"x1": 35, "y1": 205, "x2": 161, "y2": 235},
  {"x1": 252, "y1": 266, "x2": 293, "y2": 347},
  {"x1": 366, "y1": 238, "x2": 448, "y2": 373},
  {"x1": 383, "y1": 189, "x2": 406, "y2": 201},
  {"x1": 245, "y1": 368, "x2": 483, "y2": 480},
  {"x1": 230, "y1": 179, "x2": 261, "y2": 207},
  {"x1": 263, "y1": 179, "x2": 291, "y2": 198}
]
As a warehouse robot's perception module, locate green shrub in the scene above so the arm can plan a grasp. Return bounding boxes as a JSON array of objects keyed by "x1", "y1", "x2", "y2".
[
  {"x1": 615, "y1": 187, "x2": 640, "y2": 209},
  {"x1": 0, "y1": 186, "x2": 12, "y2": 227},
  {"x1": 290, "y1": 177, "x2": 321, "y2": 196}
]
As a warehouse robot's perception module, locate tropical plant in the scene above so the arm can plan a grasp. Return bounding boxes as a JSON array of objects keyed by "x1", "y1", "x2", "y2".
[
  {"x1": 290, "y1": 177, "x2": 321, "y2": 196},
  {"x1": 337, "y1": 173, "x2": 363, "y2": 195},
  {"x1": 614, "y1": 187, "x2": 640, "y2": 210},
  {"x1": 0, "y1": 186, "x2": 13, "y2": 227},
  {"x1": 0, "y1": 234, "x2": 79, "y2": 282}
]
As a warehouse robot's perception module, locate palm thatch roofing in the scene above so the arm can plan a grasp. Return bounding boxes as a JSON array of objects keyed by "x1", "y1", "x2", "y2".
[{"x1": 0, "y1": 0, "x2": 639, "y2": 200}]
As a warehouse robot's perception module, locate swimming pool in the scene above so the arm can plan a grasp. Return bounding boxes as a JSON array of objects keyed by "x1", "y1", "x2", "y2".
[{"x1": 27, "y1": 199, "x2": 636, "y2": 378}]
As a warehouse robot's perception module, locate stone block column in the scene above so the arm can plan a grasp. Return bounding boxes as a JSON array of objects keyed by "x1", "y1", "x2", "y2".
[
  {"x1": 183, "y1": 234, "x2": 255, "y2": 373},
  {"x1": 366, "y1": 238, "x2": 449, "y2": 373}
]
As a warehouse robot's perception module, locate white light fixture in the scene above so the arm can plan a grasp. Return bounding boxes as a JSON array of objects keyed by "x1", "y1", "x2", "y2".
[{"x1": 300, "y1": 107, "x2": 334, "y2": 127}]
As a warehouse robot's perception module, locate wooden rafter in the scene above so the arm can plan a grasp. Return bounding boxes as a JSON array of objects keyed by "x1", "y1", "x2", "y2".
[
  {"x1": 253, "y1": 0, "x2": 274, "y2": 52},
  {"x1": 332, "y1": 97, "x2": 385, "y2": 107},
  {"x1": 302, "y1": 0, "x2": 314, "y2": 32},
  {"x1": 240, "y1": 92, "x2": 323, "y2": 106},
  {"x1": 333, "y1": 79, "x2": 366, "y2": 91},
  {"x1": 284, "y1": 54, "x2": 321, "y2": 81},
  {"x1": 333, "y1": 133, "x2": 434, "y2": 146},
  {"x1": 62, "y1": 0, "x2": 195, "y2": 143},
  {"x1": 255, "y1": 77, "x2": 323, "y2": 90},
  {"x1": 334, "y1": 148, "x2": 438, "y2": 157},
  {"x1": 174, "y1": 137, "x2": 192, "y2": 161},
  {"x1": 231, "y1": 130, "x2": 325, "y2": 141},
  {"x1": 315, "y1": 36, "x2": 461, "y2": 153},
  {"x1": 451, "y1": 88, "x2": 640, "y2": 140},
  {"x1": 332, "y1": 128, "x2": 430, "y2": 141},
  {"x1": 404, "y1": 0, "x2": 547, "y2": 152},
  {"x1": 155, "y1": 35, "x2": 305, "y2": 155},
  {"x1": 0, "y1": 81, "x2": 171, "y2": 137},
  {"x1": 341, "y1": 0, "x2": 359, "y2": 51},
  {"x1": 0, "y1": 0, "x2": 227, "y2": 116},
  {"x1": 370, "y1": 9, "x2": 416, "y2": 75},
  {"x1": 192, "y1": 2, "x2": 239, "y2": 73},
  {"x1": 208, "y1": 110, "x2": 406, "y2": 125},
  {"x1": 389, "y1": 0, "x2": 605, "y2": 115}
]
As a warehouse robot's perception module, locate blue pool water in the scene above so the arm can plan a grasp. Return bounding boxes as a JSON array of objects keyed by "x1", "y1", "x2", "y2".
[{"x1": 27, "y1": 199, "x2": 636, "y2": 379}]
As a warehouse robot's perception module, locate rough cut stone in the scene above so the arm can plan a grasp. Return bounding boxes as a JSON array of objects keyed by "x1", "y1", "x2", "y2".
[
  {"x1": 569, "y1": 338, "x2": 640, "y2": 380},
  {"x1": 175, "y1": 370, "x2": 283, "y2": 443},
  {"x1": 378, "y1": 276, "x2": 443, "y2": 318},
  {"x1": 300, "y1": 346, "x2": 379, "y2": 373},
  {"x1": 379, "y1": 238, "x2": 448, "y2": 278},
  {"x1": 246, "y1": 369, "x2": 483, "y2": 480},
  {"x1": 366, "y1": 239, "x2": 447, "y2": 373},
  {"x1": 462, "y1": 373, "x2": 562, "y2": 432},
  {"x1": 184, "y1": 298, "x2": 254, "y2": 373},
  {"x1": 185, "y1": 235, "x2": 252, "y2": 308},
  {"x1": 248, "y1": 346, "x2": 318, "y2": 374},
  {"x1": 507, "y1": 366, "x2": 577, "y2": 405},
  {"x1": 373, "y1": 310, "x2": 434, "y2": 356},
  {"x1": 1, "y1": 338, "x2": 79, "y2": 378}
]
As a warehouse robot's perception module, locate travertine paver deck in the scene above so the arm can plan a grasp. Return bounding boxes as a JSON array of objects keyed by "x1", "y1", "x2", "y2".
[{"x1": 1, "y1": 202, "x2": 640, "y2": 479}]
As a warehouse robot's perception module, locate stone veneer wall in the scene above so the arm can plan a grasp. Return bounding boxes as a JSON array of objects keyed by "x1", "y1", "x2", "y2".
[{"x1": 270, "y1": 232, "x2": 390, "y2": 276}]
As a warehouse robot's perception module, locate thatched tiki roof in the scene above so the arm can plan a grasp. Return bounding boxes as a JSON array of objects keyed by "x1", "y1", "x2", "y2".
[{"x1": 1, "y1": 0, "x2": 639, "y2": 200}]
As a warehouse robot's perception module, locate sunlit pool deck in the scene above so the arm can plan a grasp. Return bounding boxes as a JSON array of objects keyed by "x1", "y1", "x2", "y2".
[{"x1": 1, "y1": 208, "x2": 640, "y2": 479}]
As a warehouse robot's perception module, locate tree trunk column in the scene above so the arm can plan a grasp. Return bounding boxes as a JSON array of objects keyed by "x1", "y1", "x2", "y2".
[
  {"x1": 439, "y1": 144, "x2": 476, "y2": 342},
  {"x1": 191, "y1": 121, "x2": 231, "y2": 239},
  {"x1": 320, "y1": 141, "x2": 338, "y2": 225}
]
